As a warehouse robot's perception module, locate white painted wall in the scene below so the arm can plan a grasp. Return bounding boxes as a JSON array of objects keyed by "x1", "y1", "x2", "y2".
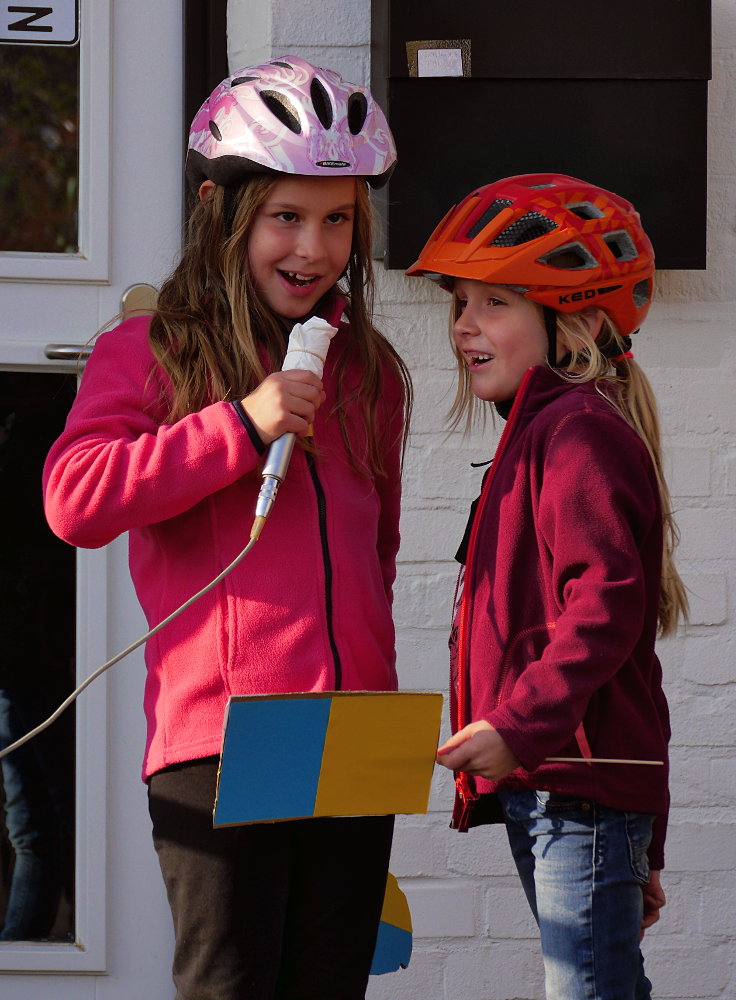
[{"x1": 227, "y1": 3, "x2": 736, "y2": 999}]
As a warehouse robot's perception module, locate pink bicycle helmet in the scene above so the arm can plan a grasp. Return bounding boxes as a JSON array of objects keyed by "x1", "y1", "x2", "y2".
[{"x1": 186, "y1": 56, "x2": 397, "y2": 195}]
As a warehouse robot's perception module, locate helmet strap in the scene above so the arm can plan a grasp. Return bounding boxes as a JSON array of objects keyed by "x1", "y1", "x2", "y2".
[
  {"x1": 602, "y1": 333, "x2": 633, "y2": 361},
  {"x1": 543, "y1": 306, "x2": 558, "y2": 366},
  {"x1": 223, "y1": 185, "x2": 238, "y2": 239},
  {"x1": 551, "y1": 325, "x2": 635, "y2": 370}
]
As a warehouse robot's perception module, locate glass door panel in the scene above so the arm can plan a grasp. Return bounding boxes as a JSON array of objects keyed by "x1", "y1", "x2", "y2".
[
  {"x1": 0, "y1": 370, "x2": 77, "y2": 942},
  {"x1": 0, "y1": 45, "x2": 80, "y2": 254}
]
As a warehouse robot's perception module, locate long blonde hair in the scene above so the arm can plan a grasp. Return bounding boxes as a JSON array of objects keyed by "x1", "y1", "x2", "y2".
[
  {"x1": 447, "y1": 294, "x2": 687, "y2": 636},
  {"x1": 149, "y1": 177, "x2": 412, "y2": 477}
]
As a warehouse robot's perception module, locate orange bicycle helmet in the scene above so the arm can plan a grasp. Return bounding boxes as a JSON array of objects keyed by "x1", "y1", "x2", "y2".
[{"x1": 406, "y1": 173, "x2": 655, "y2": 338}]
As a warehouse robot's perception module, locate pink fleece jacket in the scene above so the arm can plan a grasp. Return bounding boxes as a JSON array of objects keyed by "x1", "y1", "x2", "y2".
[{"x1": 43, "y1": 302, "x2": 404, "y2": 779}]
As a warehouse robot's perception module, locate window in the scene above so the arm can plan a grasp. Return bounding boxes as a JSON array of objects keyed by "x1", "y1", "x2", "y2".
[
  {"x1": 0, "y1": 46, "x2": 80, "y2": 254},
  {"x1": 0, "y1": 1, "x2": 111, "y2": 281}
]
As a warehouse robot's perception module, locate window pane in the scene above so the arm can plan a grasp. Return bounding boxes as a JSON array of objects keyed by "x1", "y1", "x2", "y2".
[
  {"x1": 0, "y1": 371, "x2": 76, "y2": 942},
  {"x1": 0, "y1": 45, "x2": 80, "y2": 253}
]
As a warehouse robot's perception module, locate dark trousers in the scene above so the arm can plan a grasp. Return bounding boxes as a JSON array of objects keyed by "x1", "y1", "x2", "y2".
[{"x1": 148, "y1": 757, "x2": 394, "y2": 1000}]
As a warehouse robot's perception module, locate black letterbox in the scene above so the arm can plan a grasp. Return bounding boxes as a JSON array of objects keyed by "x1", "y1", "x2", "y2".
[{"x1": 371, "y1": 0, "x2": 711, "y2": 270}]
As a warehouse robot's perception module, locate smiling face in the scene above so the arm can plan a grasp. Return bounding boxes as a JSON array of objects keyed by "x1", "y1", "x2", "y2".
[
  {"x1": 453, "y1": 279, "x2": 549, "y2": 403},
  {"x1": 247, "y1": 175, "x2": 357, "y2": 320}
]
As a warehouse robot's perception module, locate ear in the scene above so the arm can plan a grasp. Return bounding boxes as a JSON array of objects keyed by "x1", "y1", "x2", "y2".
[
  {"x1": 198, "y1": 179, "x2": 216, "y2": 203},
  {"x1": 579, "y1": 306, "x2": 605, "y2": 342},
  {"x1": 554, "y1": 306, "x2": 606, "y2": 363}
]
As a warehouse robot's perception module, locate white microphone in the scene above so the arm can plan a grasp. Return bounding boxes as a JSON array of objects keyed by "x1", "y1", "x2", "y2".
[{"x1": 251, "y1": 316, "x2": 338, "y2": 539}]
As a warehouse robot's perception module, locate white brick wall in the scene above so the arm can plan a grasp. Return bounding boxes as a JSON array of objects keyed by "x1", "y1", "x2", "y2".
[{"x1": 229, "y1": 5, "x2": 736, "y2": 997}]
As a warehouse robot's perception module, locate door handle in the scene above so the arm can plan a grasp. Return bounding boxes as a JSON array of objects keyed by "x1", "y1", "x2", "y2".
[
  {"x1": 44, "y1": 285, "x2": 157, "y2": 363},
  {"x1": 44, "y1": 344, "x2": 93, "y2": 361}
]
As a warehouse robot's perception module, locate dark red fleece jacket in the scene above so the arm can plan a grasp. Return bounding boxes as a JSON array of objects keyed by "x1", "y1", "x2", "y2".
[{"x1": 453, "y1": 365, "x2": 670, "y2": 868}]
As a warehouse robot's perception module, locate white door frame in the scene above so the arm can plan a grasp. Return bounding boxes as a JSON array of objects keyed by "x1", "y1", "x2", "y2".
[{"x1": 0, "y1": 0, "x2": 183, "y2": 989}]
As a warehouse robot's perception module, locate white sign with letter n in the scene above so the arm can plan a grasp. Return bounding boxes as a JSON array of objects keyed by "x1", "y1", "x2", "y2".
[{"x1": 1, "y1": 1, "x2": 79, "y2": 45}]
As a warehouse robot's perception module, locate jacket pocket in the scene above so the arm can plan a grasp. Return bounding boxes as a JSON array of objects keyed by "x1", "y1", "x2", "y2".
[
  {"x1": 498, "y1": 622, "x2": 556, "y2": 702},
  {"x1": 625, "y1": 811, "x2": 655, "y2": 884}
]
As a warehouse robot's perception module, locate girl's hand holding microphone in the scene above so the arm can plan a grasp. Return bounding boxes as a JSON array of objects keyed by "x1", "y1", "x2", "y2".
[
  {"x1": 241, "y1": 370, "x2": 325, "y2": 445},
  {"x1": 436, "y1": 720, "x2": 520, "y2": 782}
]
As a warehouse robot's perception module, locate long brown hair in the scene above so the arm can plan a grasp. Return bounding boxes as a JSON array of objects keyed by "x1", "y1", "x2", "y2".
[
  {"x1": 446, "y1": 292, "x2": 687, "y2": 637},
  {"x1": 149, "y1": 177, "x2": 412, "y2": 477}
]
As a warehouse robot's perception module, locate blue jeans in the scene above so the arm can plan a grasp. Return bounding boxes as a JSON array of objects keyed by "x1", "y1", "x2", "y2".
[
  {"x1": 0, "y1": 690, "x2": 58, "y2": 940},
  {"x1": 498, "y1": 789, "x2": 654, "y2": 1000}
]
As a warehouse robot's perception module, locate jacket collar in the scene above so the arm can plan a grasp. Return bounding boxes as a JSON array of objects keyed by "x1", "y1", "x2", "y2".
[{"x1": 506, "y1": 365, "x2": 600, "y2": 434}]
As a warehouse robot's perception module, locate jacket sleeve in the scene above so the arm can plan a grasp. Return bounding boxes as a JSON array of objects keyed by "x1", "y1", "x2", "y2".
[
  {"x1": 43, "y1": 321, "x2": 266, "y2": 549},
  {"x1": 487, "y1": 408, "x2": 661, "y2": 768}
]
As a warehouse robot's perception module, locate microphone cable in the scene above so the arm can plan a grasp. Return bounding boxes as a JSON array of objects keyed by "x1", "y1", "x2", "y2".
[
  {"x1": 0, "y1": 316, "x2": 338, "y2": 761},
  {"x1": 0, "y1": 531, "x2": 261, "y2": 761}
]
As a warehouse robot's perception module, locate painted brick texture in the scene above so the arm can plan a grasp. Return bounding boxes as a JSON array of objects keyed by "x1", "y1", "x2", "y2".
[{"x1": 228, "y1": 3, "x2": 736, "y2": 997}]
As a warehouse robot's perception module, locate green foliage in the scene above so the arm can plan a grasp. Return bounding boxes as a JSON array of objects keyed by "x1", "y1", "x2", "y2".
[{"x1": 0, "y1": 44, "x2": 80, "y2": 253}]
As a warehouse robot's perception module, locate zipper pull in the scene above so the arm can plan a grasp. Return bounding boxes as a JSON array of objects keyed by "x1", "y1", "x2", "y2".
[{"x1": 452, "y1": 773, "x2": 479, "y2": 833}]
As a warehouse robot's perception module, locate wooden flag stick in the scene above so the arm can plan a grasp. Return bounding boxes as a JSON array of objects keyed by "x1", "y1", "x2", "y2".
[{"x1": 546, "y1": 756, "x2": 663, "y2": 766}]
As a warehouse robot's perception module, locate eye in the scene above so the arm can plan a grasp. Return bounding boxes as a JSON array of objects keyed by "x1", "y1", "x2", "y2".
[
  {"x1": 275, "y1": 211, "x2": 299, "y2": 223},
  {"x1": 487, "y1": 297, "x2": 505, "y2": 307},
  {"x1": 325, "y1": 211, "x2": 351, "y2": 225},
  {"x1": 456, "y1": 298, "x2": 468, "y2": 311}
]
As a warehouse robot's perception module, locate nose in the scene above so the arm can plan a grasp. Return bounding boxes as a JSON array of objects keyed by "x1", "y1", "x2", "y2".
[
  {"x1": 295, "y1": 222, "x2": 327, "y2": 264},
  {"x1": 453, "y1": 302, "x2": 479, "y2": 340}
]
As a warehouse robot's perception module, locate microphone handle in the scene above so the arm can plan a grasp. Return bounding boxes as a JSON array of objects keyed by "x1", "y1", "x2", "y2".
[{"x1": 254, "y1": 432, "x2": 296, "y2": 520}]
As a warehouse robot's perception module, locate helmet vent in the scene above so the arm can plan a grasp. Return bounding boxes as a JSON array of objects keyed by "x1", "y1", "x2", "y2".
[
  {"x1": 208, "y1": 120, "x2": 223, "y2": 142},
  {"x1": 466, "y1": 198, "x2": 513, "y2": 240},
  {"x1": 231, "y1": 75, "x2": 257, "y2": 87},
  {"x1": 270, "y1": 61, "x2": 293, "y2": 69},
  {"x1": 347, "y1": 92, "x2": 369, "y2": 135},
  {"x1": 310, "y1": 78, "x2": 334, "y2": 129},
  {"x1": 604, "y1": 230, "x2": 638, "y2": 262},
  {"x1": 567, "y1": 202, "x2": 605, "y2": 220},
  {"x1": 260, "y1": 90, "x2": 302, "y2": 134},
  {"x1": 632, "y1": 278, "x2": 652, "y2": 307},
  {"x1": 537, "y1": 241, "x2": 597, "y2": 270},
  {"x1": 491, "y1": 211, "x2": 558, "y2": 247}
]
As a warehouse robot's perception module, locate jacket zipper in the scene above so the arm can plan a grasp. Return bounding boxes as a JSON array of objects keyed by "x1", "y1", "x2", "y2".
[
  {"x1": 306, "y1": 452, "x2": 342, "y2": 690},
  {"x1": 454, "y1": 368, "x2": 535, "y2": 829}
]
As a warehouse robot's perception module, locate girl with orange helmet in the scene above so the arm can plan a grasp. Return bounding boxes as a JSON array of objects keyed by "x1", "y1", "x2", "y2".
[{"x1": 408, "y1": 173, "x2": 687, "y2": 1000}]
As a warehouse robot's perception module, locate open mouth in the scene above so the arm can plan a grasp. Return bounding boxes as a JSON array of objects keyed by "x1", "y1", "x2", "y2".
[
  {"x1": 280, "y1": 270, "x2": 320, "y2": 288},
  {"x1": 468, "y1": 353, "x2": 493, "y2": 368}
]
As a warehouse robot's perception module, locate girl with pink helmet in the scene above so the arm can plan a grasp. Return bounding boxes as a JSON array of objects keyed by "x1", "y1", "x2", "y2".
[{"x1": 43, "y1": 56, "x2": 410, "y2": 999}]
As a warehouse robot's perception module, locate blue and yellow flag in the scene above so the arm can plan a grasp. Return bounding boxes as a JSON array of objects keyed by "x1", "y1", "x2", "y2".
[
  {"x1": 214, "y1": 691, "x2": 442, "y2": 826},
  {"x1": 371, "y1": 873, "x2": 413, "y2": 975}
]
